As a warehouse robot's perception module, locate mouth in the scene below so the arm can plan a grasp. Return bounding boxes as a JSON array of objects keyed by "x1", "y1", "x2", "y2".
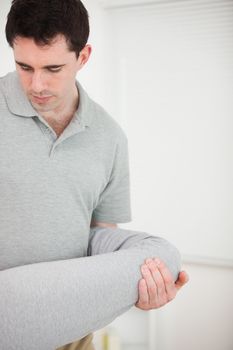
[{"x1": 31, "y1": 95, "x2": 53, "y2": 104}]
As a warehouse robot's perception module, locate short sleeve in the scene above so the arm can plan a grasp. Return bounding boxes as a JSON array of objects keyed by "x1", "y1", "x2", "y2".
[{"x1": 92, "y1": 131, "x2": 132, "y2": 223}]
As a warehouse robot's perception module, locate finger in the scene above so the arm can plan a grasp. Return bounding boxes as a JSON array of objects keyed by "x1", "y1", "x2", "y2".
[
  {"x1": 146, "y1": 259, "x2": 166, "y2": 295},
  {"x1": 175, "y1": 271, "x2": 189, "y2": 291},
  {"x1": 137, "y1": 278, "x2": 149, "y2": 306},
  {"x1": 154, "y1": 258, "x2": 177, "y2": 302},
  {"x1": 141, "y1": 263, "x2": 158, "y2": 305},
  {"x1": 145, "y1": 259, "x2": 166, "y2": 305}
]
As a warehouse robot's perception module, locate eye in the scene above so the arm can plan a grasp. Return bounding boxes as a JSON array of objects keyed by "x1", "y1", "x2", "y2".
[
  {"x1": 48, "y1": 67, "x2": 62, "y2": 73},
  {"x1": 20, "y1": 65, "x2": 32, "y2": 71}
]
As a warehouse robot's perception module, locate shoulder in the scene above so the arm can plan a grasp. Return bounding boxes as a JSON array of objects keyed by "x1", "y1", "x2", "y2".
[
  {"x1": 77, "y1": 81, "x2": 127, "y2": 142},
  {"x1": 0, "y1": 71, "x2": 17, "y2": 104},
  {"x1": 0, "y1": 71, "x2": 16, "y2": 91},
  {"x1": 0, "y1": 74, "x2": 6, "y2": 97},
  {"x1": 0, "y1": 73, "x2": 10, "y2": 109},
  {"x1": 89, "y1": 97, "x2": 128, "y2": 146}
]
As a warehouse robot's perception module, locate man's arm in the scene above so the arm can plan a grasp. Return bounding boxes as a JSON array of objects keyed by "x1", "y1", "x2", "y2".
[
  {"x1": 90, "y1": 220, "x2": 118, "y2": 228},
  {"x1": 90, "y1": 221, "x2": 188, "y2": 310},
  {"x1": 0, "y1": 226, "x2": 181, "y2": 350}
]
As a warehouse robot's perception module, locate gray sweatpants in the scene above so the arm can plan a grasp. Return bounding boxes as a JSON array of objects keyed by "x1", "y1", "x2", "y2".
[{"x1": 0, "y1": 227, "x2": 181, "y2": 350}]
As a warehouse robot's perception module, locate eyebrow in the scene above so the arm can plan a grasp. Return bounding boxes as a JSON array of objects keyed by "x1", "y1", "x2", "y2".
[{"x1": 15, "y1": 61, "x2": 66, "y2": 69}]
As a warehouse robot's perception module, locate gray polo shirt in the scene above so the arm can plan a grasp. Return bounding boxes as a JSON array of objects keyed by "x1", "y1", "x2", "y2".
[
  {"x1": 0, "y1": 72, "x2": 182, "y2": 350},
  {"x1": 0, "y1": 71, "x2": 131, "y2": 271}
]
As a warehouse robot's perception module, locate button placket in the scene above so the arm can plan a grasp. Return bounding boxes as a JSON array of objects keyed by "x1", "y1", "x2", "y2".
[{"x1": 32, "y1": 117, "x2": 57, "y2": 156}]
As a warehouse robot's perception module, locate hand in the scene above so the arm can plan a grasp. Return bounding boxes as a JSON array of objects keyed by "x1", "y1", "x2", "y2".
[{"x1": 135, "y1": 258, "x2": 189, "y2": 310}]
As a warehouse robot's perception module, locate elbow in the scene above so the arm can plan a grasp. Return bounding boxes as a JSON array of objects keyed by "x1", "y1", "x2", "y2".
[{"x1": 142, "y1": 235, "x2": 182, "y2": 281}]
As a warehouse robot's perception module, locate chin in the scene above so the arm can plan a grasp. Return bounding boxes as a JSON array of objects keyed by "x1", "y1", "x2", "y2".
[
  {"x1": 32, "y1": 105, "x2": 51, "y2": 113},
  {"x1": 30, "y1": 100, "x2": 55, "y2": 113}
]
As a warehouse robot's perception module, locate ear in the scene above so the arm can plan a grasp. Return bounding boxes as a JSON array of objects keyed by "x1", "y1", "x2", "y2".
[{"x1": 77, "y1": 44, "x2": 92, "y2": 69}]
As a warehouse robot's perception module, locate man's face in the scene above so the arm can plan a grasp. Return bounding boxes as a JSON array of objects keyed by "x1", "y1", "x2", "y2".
[{"x1": 13, "y1": 35, "x2": 89, "y2": 113}]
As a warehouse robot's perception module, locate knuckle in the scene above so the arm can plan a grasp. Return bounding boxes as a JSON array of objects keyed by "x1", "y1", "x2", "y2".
[
  {"x1": 158, "y1": 260, "x2": 164, "y2": 267},
  {"x1": 148, "y1": 264, "x2": 156, "y2": 272}
]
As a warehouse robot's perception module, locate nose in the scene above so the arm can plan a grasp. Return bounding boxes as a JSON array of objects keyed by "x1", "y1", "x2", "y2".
[{"x1": 30, "y1": 71, "x2": 46, "y2": 94}]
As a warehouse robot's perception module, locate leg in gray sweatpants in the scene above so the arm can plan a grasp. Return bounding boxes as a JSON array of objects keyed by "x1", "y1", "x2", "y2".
[{"x1": 0, "y1": 227, "x2": 181, "y2": 350}]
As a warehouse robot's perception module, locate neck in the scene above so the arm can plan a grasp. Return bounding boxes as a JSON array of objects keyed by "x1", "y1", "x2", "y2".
[
  {"x1": 41, "y1": 88, "x2": 79, "y2": 136},
  {"x1": 42, "y1": 87, "x2": 79, "y2": 123},
  {"x1": 40, "y1": 87, "x2": 79, "y2": 136}
]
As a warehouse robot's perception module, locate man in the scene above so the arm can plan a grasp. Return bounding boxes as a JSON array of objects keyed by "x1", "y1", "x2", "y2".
[{"x1": 0, "y1": 0, "x2": 189, "y2": 349}]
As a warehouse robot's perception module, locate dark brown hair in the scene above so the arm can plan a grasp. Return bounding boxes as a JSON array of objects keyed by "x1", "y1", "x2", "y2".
[{"x1": 5, "y1": 0, "x2": 90, "y2": 57}]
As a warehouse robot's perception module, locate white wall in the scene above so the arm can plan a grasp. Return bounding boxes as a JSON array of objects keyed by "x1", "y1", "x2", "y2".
[
  {"x1": 95, "y1": 1, "x2": 233, "y2": 349},
  {"x1": 153, "y1": 261, "x2": 233, "y2": 350},
  {"x1": 0, "y1": 0, "x2": 15, "y2": 75},
  {"x1": 103, "y1": 0, "x2": 233, "y2": 262},
  {"x1": 78, "y1": 0, "x2": 108, "y2": 104}
]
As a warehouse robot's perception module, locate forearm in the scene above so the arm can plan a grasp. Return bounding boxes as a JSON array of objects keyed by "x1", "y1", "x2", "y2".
[
  {"x1": 0, "y1": 227, "x2": 181, "y2": 350},
  {"x1": 0, "y1": 252, "x2": 133, "y2": 350}
]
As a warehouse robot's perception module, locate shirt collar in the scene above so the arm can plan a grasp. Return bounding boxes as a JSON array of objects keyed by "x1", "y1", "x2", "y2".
[{"x1": 2, "y1": 71, "x2": 93, "y2": 127}]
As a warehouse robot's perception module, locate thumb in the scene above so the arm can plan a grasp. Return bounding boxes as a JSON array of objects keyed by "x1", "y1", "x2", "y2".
[{"x1": 175, "y1": 270, "x2": 189, "y2": 291}]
